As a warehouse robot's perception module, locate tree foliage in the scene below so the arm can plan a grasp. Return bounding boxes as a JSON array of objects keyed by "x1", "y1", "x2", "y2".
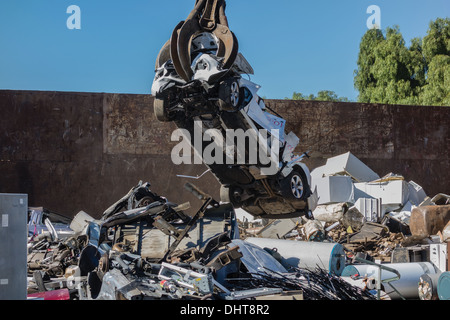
[
  {"x1": 354, "y1": 18, "x2": 450, "y2": 106},
  {"x1": 288, "y1": 90, "x2": 350, "y2": 102}
]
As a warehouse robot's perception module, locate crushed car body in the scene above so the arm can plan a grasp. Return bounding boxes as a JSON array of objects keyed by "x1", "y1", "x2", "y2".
[{"x1": 28, "y1": 207, "x2": 74, "y2": 241}]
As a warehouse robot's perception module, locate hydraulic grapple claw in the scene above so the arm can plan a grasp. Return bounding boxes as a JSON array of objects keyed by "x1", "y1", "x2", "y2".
[{"x1": 155, "y1": 0, "x2": 238, "y2": 82}]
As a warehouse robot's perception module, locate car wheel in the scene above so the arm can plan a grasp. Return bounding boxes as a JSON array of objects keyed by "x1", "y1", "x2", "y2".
[
  {"x1": 133, "y1": 196, "x2": 154, "y2": 208},
  {"x1": 218, "y1": 78, "x2": 241, "y2": 111},
  {"x1": 154, "y1": 97, "x2": 171, "y2": 122},
  {"x1": 281, "y1": 170, "x2": 309, "y2": 201}
]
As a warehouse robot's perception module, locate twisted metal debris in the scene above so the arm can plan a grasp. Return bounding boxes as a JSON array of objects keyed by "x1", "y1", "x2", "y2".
[{"x1": 226, "y1": 267, "x2": 377, "y2": 300}]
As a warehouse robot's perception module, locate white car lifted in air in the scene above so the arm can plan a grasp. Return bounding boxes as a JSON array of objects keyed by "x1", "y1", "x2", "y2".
[{"x1": 152, "y1": 31, "x2": 317, "y2": 220}]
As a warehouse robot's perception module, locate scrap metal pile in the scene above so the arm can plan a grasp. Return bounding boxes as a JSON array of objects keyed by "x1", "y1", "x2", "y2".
[
  {"x1": 240, "y1": 152, "x2": 450, "y2": 300},
  {"x1": 25, "y1": 0, "x2": 376, "y2": 302},
  {"x1": 26, "y1": 181, "x2": 376, "y2": 300},
  {"x1": 26, "y1": 155, "x2": 450, "y2": 301},
  {"x1": 25, "y1": 0, "x2": 449, "y2": 301}
]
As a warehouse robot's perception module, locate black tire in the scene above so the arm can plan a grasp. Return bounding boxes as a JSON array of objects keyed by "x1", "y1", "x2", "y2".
[
  {"x1": 280, "y1": 170, "x2": 309, "y2": 201},
  {"x1": 133, "y1": 196, "x2": 154, "y2": 208},
  {"x1": 218, "y1": 78, "x2": 241, "y2": 111},
  {"x1": 154, "y1": 98, "x2": 171, "y2": 122}
]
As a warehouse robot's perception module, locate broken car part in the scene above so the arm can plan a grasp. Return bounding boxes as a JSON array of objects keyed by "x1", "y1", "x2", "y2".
[{"x1": 158, "y1": 262, "x2": 214, "y2": 295}]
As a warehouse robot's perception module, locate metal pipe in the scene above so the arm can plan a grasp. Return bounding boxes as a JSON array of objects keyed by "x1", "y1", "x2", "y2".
[
  {"x1": 245, "y1": 237, "x2": 346, "y2": 276},
  {"x1": 342, "y1": 262, "x2": 438, "y2": 300}
]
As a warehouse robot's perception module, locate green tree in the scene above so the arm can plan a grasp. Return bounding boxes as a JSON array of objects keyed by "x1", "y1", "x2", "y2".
[
  {"x1": 354, "y1": 18, "x2": 450, "y2": 106},
  {"x1": 422, "y1": 18, "x2": 450, "y2": 63},
  {"x1": 353, "y1": 28, "x2": 385, "y2": 103},
  {"x1": 355, "y1": 26, "x2": 419, "y2": 104},
  {"x1": 288, "y1": 90, "x2": 349, "y2": 102},
  {"x1": 420, "y1": 54, "x2": 450, "y2": 106},
  {"x1": 420, "y1": 18, "x2": 450, "y2": 106}
]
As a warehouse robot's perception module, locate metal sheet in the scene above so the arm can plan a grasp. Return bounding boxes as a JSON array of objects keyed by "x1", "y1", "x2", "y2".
[
  {"x1": 256, "y1": 219, "x2": 297, "y2": 239},
  {"x1": 244, "y1": 237, "x2": 345, "y2": 276},
  {"x1": 354, "y1": 198, "x2": 382, "y2": 223},
  {"x1": 313, "y1": 175, "x2": 355, "y2": 205},
  {"x1": 0, "y1": 193, "x2": 28, "y2": 300},
  {"x1": 321, "y1": 152, "x2": 380, "y2": 182},
  {"x1": 354, "y1": 180, "x2": 410, "y2": 213},
  {"x1": 229, "y1": 239, "x2": 288, "y2": 274}
]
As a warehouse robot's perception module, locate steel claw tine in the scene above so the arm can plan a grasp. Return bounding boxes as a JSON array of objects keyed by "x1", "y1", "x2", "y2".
[
  {"x1": 176, "y1": 19, "x2": 201, "y2": 82},
  {"x1": 170, "y1": 20, "x2": 191, "y2": 82},
  {"x1": 186, "y1": 0, "x2": 207, "y2": 21},
  {"x1": 213, "y1": 24, "x2": 239, "y2": 70},
  {"x1": 214, "y1": 1, "x2": 238, "y2": 70},
  {"x1": 155, "y1": 39, "x2": 171, "y2": 70},
  {"x1": 171, "y1": 0, "x2": 238, "y2": 82},
  {"x1": 171, "y1": 0, "x2": 207, "y2": 81},
  {"x1": 199, "y1": 0, "x2": 223, "y2": 31},
  {"x1": 218, "y1": 0, "x2": 229, "y2": 27}
]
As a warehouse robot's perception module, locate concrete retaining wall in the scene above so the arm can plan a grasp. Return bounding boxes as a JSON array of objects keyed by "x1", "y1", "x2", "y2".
[{"x1": 0, "y1": 90, "x2": 448, "y2": 218}]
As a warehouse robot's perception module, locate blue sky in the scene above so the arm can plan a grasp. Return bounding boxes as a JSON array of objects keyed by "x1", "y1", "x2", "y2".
[{"x1": 0, "y1": 0, "x2": 448, "y2": 101}]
